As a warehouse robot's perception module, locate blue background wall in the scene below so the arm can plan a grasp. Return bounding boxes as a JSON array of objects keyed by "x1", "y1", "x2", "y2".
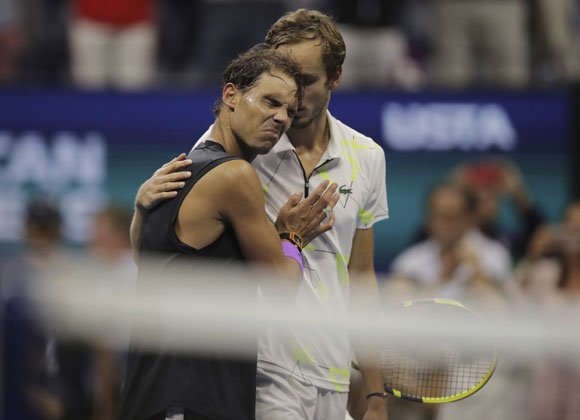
[{"x1": 0, "y1": 89, "x2": 571, "y2": 271}]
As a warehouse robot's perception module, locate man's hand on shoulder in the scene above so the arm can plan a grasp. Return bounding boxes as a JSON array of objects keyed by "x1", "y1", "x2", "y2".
[{"x1": 135, "y1": 153, "x2": 192, "y2": 210}]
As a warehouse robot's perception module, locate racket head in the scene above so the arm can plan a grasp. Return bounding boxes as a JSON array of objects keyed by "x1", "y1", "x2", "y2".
[{"x1": 382, "y1": 298, "x2": 497, "y2": 404}]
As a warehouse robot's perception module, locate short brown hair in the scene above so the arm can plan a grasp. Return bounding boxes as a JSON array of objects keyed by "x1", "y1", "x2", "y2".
[
  {"x1": 213, "y1": 43, "x2": 303, "y2": 116},
  {"x1": 265, "y1": 9, "x2": 346, "y2": 82}
]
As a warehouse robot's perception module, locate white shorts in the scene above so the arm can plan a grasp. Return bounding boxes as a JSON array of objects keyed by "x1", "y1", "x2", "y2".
[{"x1": 256, "y1": 366, "x2": 348, "y2": 420}]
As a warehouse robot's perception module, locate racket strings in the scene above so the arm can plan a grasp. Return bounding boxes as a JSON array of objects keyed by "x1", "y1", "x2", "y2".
[{"x1": 383, "y1": 346, "x2": 493, "y2": 398}]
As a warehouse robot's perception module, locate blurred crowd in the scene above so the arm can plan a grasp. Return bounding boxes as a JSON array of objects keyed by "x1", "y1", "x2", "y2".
[
  {"x1": 375, "y1": 159, "x2": 580, "y2": 420},
  {"x1": 1, "y1": 200, "x2": 134, "y2": 420},
  {"x1": 0, "y1": 0, "x2": 579, "y2": 90},
  {"x1": 2, "y1": 157, "x2": 580, "y2": 420}
]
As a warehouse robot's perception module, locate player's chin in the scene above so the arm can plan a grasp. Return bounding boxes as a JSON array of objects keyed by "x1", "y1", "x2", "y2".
[
  {"x1": 253, "y1": 140, "x2": 276, "y2": 155},
  {"x1": 290, "y1": 114, "x2": 312, "y2": 129}
]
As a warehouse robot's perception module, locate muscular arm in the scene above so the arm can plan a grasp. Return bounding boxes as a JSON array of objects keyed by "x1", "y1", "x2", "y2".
[
  {"x1": 178, "y1": 160, "x2": 337, "y2": 294},
  {"x1": 130, "y1": 153, "x2": 337, "y2": 262},
  {"x1": 220, "y1": 162, "x2": 299, "y2": 269},
  {"x1": 349, "y1": 228, "x2": 388, "y2": 420}
]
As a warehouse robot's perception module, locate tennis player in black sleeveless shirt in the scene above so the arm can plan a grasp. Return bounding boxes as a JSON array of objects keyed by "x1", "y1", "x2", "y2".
[{"x1": 119, "y1": 46, "x2": 339, "y2": 420}]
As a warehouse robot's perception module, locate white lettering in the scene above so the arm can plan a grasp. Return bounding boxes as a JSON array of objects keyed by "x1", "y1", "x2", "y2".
[
  {"x1": 478, "y1": 105, "x2": 516, "y2": 151},
  {"x1": 78, "y1": 132, "x2": 106, "y2": 184},
  {"x1": 5, "y1": 132, "x2": 50, "y2": 183},
  {"x1": 0, "y1": 131, "x2": 108, "y2": 244},
  {"x1": 382, "y1": 103, "x2": 517, "y2": 151},
  {"x1": 0, "y1": 131, "x2": 107, "y2": 186}
]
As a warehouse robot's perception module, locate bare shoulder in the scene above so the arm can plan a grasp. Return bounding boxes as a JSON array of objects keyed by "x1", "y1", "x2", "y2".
[
  {"x1": 212, "y1": 159, "x2": 261, "y2": 191},
  {"x1": 194, "y1": 159, "x2": 263, "y2": 206}
]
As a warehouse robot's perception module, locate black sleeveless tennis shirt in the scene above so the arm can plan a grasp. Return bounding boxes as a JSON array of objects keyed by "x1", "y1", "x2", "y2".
[{"x1": 118, "y1": 141, "x2": 256, "y2": 420}]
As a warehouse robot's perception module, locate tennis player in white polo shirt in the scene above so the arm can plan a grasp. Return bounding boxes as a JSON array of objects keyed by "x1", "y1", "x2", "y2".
[{"x1": 132, "y1": 9, "x2": 389, "y2": 420}]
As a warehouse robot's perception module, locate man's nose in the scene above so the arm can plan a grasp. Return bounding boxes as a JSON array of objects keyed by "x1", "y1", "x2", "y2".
[{"x1": 273, "y1": 108, "x2": 291, "y2": 126}]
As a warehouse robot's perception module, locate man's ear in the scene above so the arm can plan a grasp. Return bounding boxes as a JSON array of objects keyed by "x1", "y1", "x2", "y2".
[
  {"x1": 222, "y1": 83, "x2": 238, "y2": 111},
  {"x1": 328, "y1": 67, "x2": 342, "y2": 91}
]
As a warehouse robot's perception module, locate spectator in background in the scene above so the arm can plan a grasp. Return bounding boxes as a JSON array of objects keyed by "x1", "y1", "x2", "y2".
[
  {"x1": 514, "y1": 201, "x2": 580, "y2": 420},
  {"x1": 394, "y1": 184, "x2": 526, "y2": 420},
  {"x1": 431, "y1": 0, "x2": 529, "y2": 88},
  {"x1": 90, "y1": 205, "x2": 135, "y2": 279},
  {"x1": 452, "y1": 159, "x2": 545, "y2": 262},
  {"x1": 535, "y1": 0, "x2": 580, "y2": 83},
  {"x1": 389, "y1": 182, "x2": 511, "y2": 299},
  {"x1": 84, "y1": 205, "x2": 136, "y2": 420},
  {"x1": 390, "y1": 186, "x2": 516, "y2": 420},
  {"x1": 1, "y1": 198, "x2": 65, "y2": 420},
  {"x1": 557, "y1": 210, "x2": 580, "y2": 295},
  {"x1": 1, "y1": 201, "x2": 136, "y2": 420},
  {"x1": 0, "y1": 0, "x2": 23, "y2": 84},
  {"x1": 516, "y1": 200, "x2": 580, "y2": 297},
  {"x1": 69, "y1": 0, "x2": 157, "y2": 89},
  {"x1": 27, "y1": 205, "x2": 138, "y2": 420},
  {"x1": 564, "y1": 200, "x2": 580, "y2": 236},
  {"x1": 331, "y1": 0, "x2": 423, "y2": 89}
]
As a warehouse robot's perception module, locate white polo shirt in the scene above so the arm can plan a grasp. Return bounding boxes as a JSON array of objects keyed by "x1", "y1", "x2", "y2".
[
  {"x1": 252, "y1": 112, "x2": 389, "y2": 391},
  {"x1": 192, "y1": 112, "x2": 388, "y2": 390}
]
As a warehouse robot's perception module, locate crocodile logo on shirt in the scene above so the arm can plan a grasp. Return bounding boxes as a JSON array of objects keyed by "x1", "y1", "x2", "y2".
[
  {"x1": 338, "y1": 183, "x2": 355, "y2": 208},
  {"x1": 339, "y1": 185, "x2": 352, "y2": 195}
]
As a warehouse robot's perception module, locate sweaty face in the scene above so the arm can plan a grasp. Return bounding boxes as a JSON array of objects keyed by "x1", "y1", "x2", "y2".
[
  {"x1": 277, "y1": 40, "x2": 336, "y2": 129},
  {"x1": 229, "y1": 69, "x2": 298, "y2": 155}
]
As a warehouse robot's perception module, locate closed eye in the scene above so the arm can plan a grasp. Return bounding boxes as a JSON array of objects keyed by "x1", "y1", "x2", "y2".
[
  {"x1": 265, "y1": 97, "x2": 282, "y2": 107},
  {"x1": 302, "y1": 76, "x2": 317, "y2": 86}
]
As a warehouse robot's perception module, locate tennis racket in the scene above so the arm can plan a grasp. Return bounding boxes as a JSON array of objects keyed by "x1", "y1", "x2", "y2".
[{"x1": 382, "y1": 298, "x2": 497, "y2": 403}]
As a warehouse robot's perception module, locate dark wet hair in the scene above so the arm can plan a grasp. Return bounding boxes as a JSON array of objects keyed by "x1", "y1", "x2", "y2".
[{"x1": 213, "y1": 43, "x2": 303, "y2": 116}]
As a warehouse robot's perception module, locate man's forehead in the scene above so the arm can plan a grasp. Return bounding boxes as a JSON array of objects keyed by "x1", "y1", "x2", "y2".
[
  {"x1": 253, "y1": 71, "x2": 297, "y2": 95},
  {"x1": 277, "y1": 40, "x2": 324, "y2": 70}
]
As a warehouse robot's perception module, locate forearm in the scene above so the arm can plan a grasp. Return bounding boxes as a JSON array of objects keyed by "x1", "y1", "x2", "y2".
[
  {"x1": 357, "y1": 357, "x2": 387, "y2": 396},
  {"x1": 349, "y1": 228, "x2": 388, "y2": 418},
  {"x1": 350, "y1": 270, "x2": 385, "y2": 395},
  {"x1": 352, "y1": 305, "x2": 389, "y2": 418},
  {"x1": 352, "y1": 297, "x2": 389, "y2": 418}
]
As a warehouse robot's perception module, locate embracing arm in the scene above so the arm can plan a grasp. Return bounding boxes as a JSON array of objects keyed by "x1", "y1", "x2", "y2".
[
  {"x1": 130, "y1": 154, "x2": 193, "y2": 261},
  {"x1": 218, "y1": 161, "x2": 336, "y2": 276},
  {"x1": 178, "y1": 159, "x2": 337, "y2": 295},
  {"x1": 349, "y1": 227, "x2": 388, "y2": 420}
]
